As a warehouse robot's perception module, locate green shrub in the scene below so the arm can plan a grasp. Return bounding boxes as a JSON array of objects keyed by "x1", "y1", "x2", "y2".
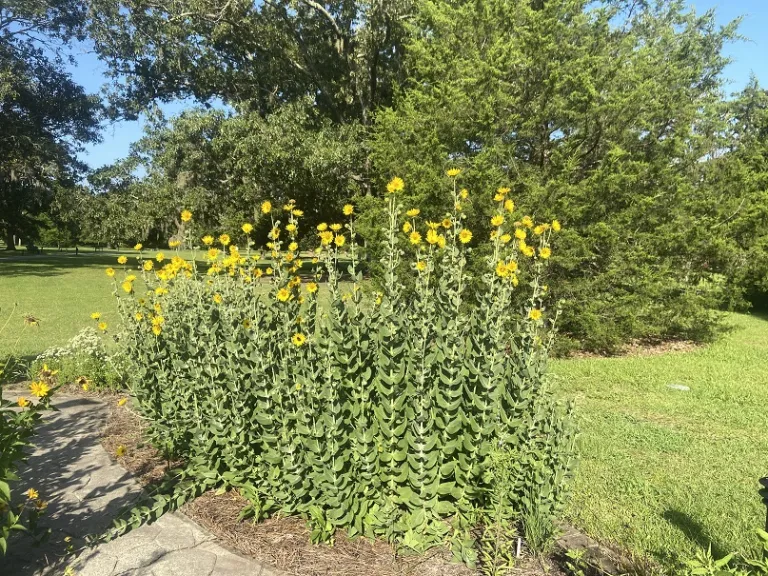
[
  {"x1": 111, "y1": 175, "x2": 577, "y2": 558},
  {"x1": 32, "y1": 328, "x2": 129, "y2": 391}
]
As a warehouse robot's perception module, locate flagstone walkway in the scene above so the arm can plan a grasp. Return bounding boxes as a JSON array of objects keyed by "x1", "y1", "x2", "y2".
[{"x1": 0, "y1": 393, "x2": 278, "y2": 576}]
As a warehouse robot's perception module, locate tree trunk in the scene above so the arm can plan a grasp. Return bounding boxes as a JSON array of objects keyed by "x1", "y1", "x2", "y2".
[{"x1": 3, "y1": 230, "x2": 15, "y2": 250}]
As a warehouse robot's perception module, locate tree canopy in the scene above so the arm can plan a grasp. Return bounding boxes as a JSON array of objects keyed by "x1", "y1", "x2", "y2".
[{"x1": 0, "y1": 0, "x2": 101, "y2": 248}]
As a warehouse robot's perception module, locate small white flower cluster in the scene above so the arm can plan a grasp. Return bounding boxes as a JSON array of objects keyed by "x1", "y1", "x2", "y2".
[{"x1": 36, "y1": 328, "x2": 107, "y2": 361}]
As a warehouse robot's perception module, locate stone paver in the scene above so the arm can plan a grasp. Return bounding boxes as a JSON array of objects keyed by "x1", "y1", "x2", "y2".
[{"x1": 0, "y1": 393, "x2": 279, "y2": 576}]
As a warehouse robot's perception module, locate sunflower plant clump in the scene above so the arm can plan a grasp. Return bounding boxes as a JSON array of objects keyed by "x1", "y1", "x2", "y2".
[{"x1": 110, "y1": 173, "x2": 576, "y2": 561}]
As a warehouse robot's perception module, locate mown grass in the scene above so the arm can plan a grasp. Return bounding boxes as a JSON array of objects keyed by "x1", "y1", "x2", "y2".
[
  {"x1": 2, "y1": 252, "x2": 767, "y2": 569},
  {"x1": 0, "y1": 252, "x2": 124, "y2": 360},
  {"x1": 552, "y1": 313, "x2": 768, "y2": 569}
]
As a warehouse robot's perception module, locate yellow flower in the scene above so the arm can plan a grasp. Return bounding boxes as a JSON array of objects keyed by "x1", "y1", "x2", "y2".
[
  {"x1": 292, "y1": 209, "x2": 303, "y2": 217},
  {"x1": 106, "y1": 268, "x2": 115, "y2": 277},
  {"x1": 447, "y1": 168, "x2": 461, "y2": 177},
  {"x1": 497, "y1": 187, "x2": 511, "y2": 196},
  {"x1": 143, "y1": 261, "x2": 153, "y2": 271},
  {"x1": 202, "y1": 235, "x2": 214, "y2": 246},
  {"x1": 134, "y1": 312, "x2": 144, "y2": 321},
  {"x1": 552, "y1": 220, "x2": 561, "y2": 232},
  {"x1": 495, "y1": 261, "x2": 509, "y2": 278},
  {"x1": 283, "y1": 202, "x2": 295, "y2": 212},
  {"x1": 504, "y1": 199, "x2": 515, "y2": 213},
  {"x1": 501, "y1": 233, "x2": 512, "y2": 244},
  {"x1": 521, "y1": 215, "x2": 534, "y2": 228},
  {"x1": 491, "y1": 215, "x2": 504, "y2": 227},
  {"x1": 155, "y1": 287, "x2": 168, "y2": 296},
  {"x1": 17, "y1": 397, "x2": 29, "y2": 408},
  {"x1": 213, "y1": 294, "x2": 223, "y2": 304},
  {"x1": 30, "y1": 381, "x2": 49, "y2": 398},
  {"x1": 515, "y1": 228, "x2": 527, "y2": 241},
  {"x1": 426, "y1": 221, "x2": 440, "y2": 230},
  {"x1": 455, "y1": 202, "x2": 462, "y2": 211},
  {"x1": 511, "y1": 274, "x2": 519, "y2": 287},
  {"x1": 343, "y1": 204, "x2": 354, "y2": 216},
  {"x1": 25, "y1": 488, "x2": 39, "y2": 500},
  {"x1": 529, "y1": 309, "x2": 543, "y2": 321},
  {"x1": 523, "y1": 244, "x2": 535, "y2": 258},
  {"x1": 402, "y1": 222, "x2": 412, "y2": 233},
  {"x1": 540, "y1": 246, "x2": 552, "y2": 259},
  {"x1": 409, "y1": 231, "x2": 422, "y2": 245},
  {"x1": 269, "y1": 227, "x2": 280, "y2": 239},
  {"x1": 90, "y1": 312, "x2": 101, "y2": 320},
  {"x1": 459, "y1": 188, "x2": 469, "y2": 199},
  {"x1": 426, "y1": 229, "x2": 439, "y2": 245},
  {"x1": 406, "y1": 208, "x2": 420, "y2": 217},
  {"x1": 152, "y1": 325, "x2": 162, "y2": 336},
  {"x1": 334, "y1": 235, "x2": 346, "y2": 247},
  {"x1": 506, "y1": 261, "x2": 518, "y2": 273},
  {"x1": 276, "y1": 288, "x2": 291, "y2": 302},
  {"x1": 207, "y1": 248, "x2": 219, "y2": 260},
  {"x1": 117, "y1": 255, "x2": 128, "y2": 265},
  {"x1": 320, "y1": 231, "x2": 334, "y2": 245},
  {"x1": 242, "y1": 223, "x2": 253, "y2": 234},
  {"x1": 134, "y1": 243, "x2": 143, "y2": 251},
  {"x1": 254, "y1": 268, "x2": 263, "y2": 278},
  {"x1": 152, "y1": 315, "x2": 164, "y2": 326},
  {"x1": 180, "y1": 209, "x2": 193, "y2": 222},
  {"x1": 156, "y1": 252, "x2": 165, "y2": 262},
  {"x1": 288, "y1": 241, "x2": 299, "y2": 252},
  {"x1": 442, "y1": 218, "x2": 452, "y2": 229},
  {"x1": 494, "y1": 193, "x2": 504, "y2": 202},
  {"x1": 307, "y1": 282, "x2": 318, "y2": 294},
  {"x1": 386, "y1": 176, "x2": 405, "y2": 194},
  {"x1": 261, "y1": 200, "x2": 272, "y2": 214},
  {"x1": 317, "y1": 222, "x2": 328, "y2": 232},
  {"x1": 286, "y1": 223, "x2": 297, "y2": 233},
  {"x1": 437, "y1": 235, "x2": 447, "y2": 248},
  {"x1": 416, "y1": 261, "x2": 427, "y2": 271},
  {"x1": 534, "y1": 224, "x2": 547, "y2": 236},
  {"x1": 169, "y1": 239, "x2": 181, "y2": 248},
  {"x1": 116, "y1": 445, "x2": 126, "y2": 458},
  {"x1": 459, "y1": 229, "x2": 473, "y2": 244},
  {"x1": 219, "y1": 234, "x2": 231, "y2": 246},
  {"x1": 98, "y1": 321, "x2": 108, "y2": 331},
  {"x1": 121, "y1": 282, "x2": 132, "y2": 294},
  {"x1": 330, "y1": 223, "x2": 342, "y2": 232},
  {"x1": 291, "y1": 333, "x2": 307, "y2": 346},
  {"x1": 265, "y1": 267, "x2": 273, "y2": 275}
]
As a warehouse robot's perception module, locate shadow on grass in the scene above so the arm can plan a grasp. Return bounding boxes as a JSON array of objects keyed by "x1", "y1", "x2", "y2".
[
  {"x1": 0, "y1": 253, "x2": 130, "y2": 278},
  {"x1": 662, "y1": 509, "x2": 728, "y2": 561}
]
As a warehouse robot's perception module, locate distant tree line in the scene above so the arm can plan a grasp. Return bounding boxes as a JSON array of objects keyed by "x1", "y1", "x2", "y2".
[{"x1": 2, "y1": 0, "x2": 768, "y2": 351}]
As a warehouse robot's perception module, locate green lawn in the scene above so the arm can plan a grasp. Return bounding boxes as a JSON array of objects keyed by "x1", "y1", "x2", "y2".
[
  {"x1": 552, "y1": 313, "x2": 768, "y2": 568},
  {"x1": 0, "y1": 252, "x2": 123, "y2": 359},
  {"x1": 1, "y1": 252, "x2": 766, "y2": 569}
]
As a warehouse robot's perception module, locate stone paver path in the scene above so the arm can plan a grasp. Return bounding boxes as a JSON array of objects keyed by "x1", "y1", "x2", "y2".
[{"x1": 0, "y1": 393, "x2": 278, "y2": 576}]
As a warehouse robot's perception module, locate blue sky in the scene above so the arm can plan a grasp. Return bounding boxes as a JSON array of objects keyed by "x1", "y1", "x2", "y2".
[{"x1": 69, "y1": 0, "x2": 768, "y2": 170}]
